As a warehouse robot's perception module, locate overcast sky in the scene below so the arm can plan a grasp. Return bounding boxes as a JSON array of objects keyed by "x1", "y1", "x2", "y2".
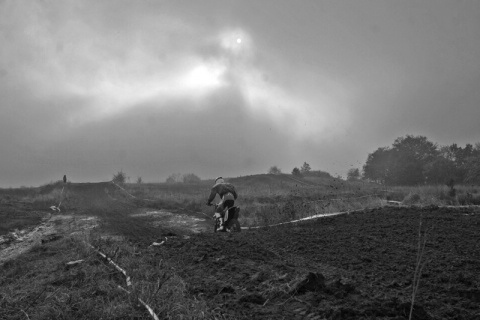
[{"x1": 1, "y1": 0, "x2": 480, "y2": 187}]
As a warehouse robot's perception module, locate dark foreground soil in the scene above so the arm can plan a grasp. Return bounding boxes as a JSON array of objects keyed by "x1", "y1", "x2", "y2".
[
  {"x1": 154, "y1": 206, "x2": 480, "y2": 320},
  {"x1": 1, "y1": 183, "x2": 479, "y2": 319}
]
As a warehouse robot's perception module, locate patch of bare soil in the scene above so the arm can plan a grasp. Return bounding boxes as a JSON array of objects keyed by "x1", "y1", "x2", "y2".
[
  {"x1": 0, "y1": 213, "x2": 100, "y2": 266},
  {"x1": 0, "y1": 182, "x2": 124, "y2": 265}
]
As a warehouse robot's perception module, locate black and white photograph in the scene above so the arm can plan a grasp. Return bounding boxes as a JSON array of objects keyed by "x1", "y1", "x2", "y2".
[{"x1": 1, "y1": 1, "x2": 479, "y2": 319}]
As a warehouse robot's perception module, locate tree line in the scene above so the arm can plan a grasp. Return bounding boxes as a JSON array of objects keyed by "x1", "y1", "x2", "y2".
[
  {"x1": 360, "y1": 135, "x2": 480, "y2": 185},
  {"x1": 268, "y1": 162, "x2": 333, "y2": 179}
]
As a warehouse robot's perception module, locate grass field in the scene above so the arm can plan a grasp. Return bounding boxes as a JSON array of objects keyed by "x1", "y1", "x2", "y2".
[
  {"x1": 124, "y1": 174, "x2": 386, "y2": 227},
  {"x1": 125, "y1": 175, "x2": 480, "y2": 228}
]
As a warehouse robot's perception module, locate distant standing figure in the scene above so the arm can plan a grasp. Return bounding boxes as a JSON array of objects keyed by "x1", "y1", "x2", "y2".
[{"x1": 63, "y1": 175, "x2": 67, "y2": 184}]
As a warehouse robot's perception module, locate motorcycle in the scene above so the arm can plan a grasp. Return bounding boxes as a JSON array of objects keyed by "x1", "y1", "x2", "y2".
[{"x1": 212, "y1": 203, "x2": 242, "y2": 233}]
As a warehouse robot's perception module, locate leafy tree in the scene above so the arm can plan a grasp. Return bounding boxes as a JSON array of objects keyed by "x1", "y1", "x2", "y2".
[
  {"x1": 423, "y1": 156, "x2": 458, "y2": 184},
  {"x1": 392, "y1": 135, "x2": 438, "y2": 161},
  {"x1": 300, "y1": 162, "x2": 311, "y2": 174},
  {"x1": 182, "y1": 173, "x2": 201, "y2": 184},
  {"x1": 363, "y1": 135, "x2": 438, "y2": 185},
  {"x1": 112, "y1": 170, "x2": 127, "y2": 184},
  {"x1": 464, "y1": 155, "x2": 480, "y2": 183},
  {"x1": 364, "y1": 136, "x2": 480, "y2": 185},
  {"x1": 347, "y1": 168, "x2": 360, "y2": 181},
  {"x1": 440, "y1": 143, "x2": 478, "y2": 182},
  {"x1": 268, "y1": 166, "x2": 282, "y2": 175},
  {"x1": 136, "y1": 176, "x2": 143, "y2": 184},
  {"x1": 389, "y1": 135, "x2": 438, "y2": 185},
  {"x1": 363, "y1": 147, "x2": 394, "y2": 183},
  {"x1": 292, "y1": 167, "x2": 302, "y2": 176}
]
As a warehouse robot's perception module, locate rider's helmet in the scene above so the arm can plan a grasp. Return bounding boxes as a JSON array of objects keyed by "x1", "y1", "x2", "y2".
[{"x1": 215, "y1": 177, "x2": 224, "y2": 184}]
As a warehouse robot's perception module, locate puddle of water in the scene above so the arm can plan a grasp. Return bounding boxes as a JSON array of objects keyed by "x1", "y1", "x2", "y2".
[
  {"x1": 81, "y1": 217, "x2": 97, "y2": 221},
  {"x1": 131, "y1": 211, "x2": 172, "y2": 217},
  {"x1": 131, "y1": 210, "x2": 210, "y2": 233}
]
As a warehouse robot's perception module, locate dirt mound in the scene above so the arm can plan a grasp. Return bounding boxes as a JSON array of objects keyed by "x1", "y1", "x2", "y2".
[{"x1": 56, "y1": 182, "x2": 134, "y2": 212}]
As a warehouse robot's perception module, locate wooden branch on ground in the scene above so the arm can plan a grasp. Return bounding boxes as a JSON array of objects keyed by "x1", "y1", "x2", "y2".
[
  {"x1": 117, "y1": 285, "x2": 160, "y2": 320},
  {"x1": 86, "y1": 243, "x2": 132, "y2": 287}
]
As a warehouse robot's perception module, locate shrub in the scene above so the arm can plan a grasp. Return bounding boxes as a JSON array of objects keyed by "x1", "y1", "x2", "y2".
[
  {"x1": 268, "y1": 166, "x2": 282, "y2": 175},
  {"x1": 292, "y1": 167, "x2": 302, "y2": 176},
  {"x1": 112, "y1": 170, "x2": 127, "y2": 184}
]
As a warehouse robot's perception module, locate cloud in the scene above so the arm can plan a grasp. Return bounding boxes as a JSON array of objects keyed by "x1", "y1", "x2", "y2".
[
  {"x1": 2, "y1": 0, "x2": 480, "y2": 186},
  {"x1": 1, "y1": 0, "x2": 351, "y2": 141}
]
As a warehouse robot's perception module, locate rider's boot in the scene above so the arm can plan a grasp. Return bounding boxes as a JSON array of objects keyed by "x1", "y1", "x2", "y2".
[{"x1": 217, "y1": 217, "x2": 225, "y2": 231}]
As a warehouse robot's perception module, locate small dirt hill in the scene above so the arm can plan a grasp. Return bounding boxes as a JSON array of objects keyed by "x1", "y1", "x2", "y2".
[
  {"x1": 41, "y1": 182, "x2": 136, "y2": 214},
  {"x1": 52, "y1": 182, "x2": 181, "y2": 244}
]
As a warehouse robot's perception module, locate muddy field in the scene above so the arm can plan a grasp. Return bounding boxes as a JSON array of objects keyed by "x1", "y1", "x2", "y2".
[
  {"x1": 1, "y1": 183, "x2": 479, "y2": 319},
  {"x1": 154, "y1": 206, "x2": 480, "y2": 319}
]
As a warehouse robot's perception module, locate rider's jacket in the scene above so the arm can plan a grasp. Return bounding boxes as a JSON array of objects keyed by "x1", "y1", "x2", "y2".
[{"x1": 207, "y1": 182, "x2": 238, "y2": 204}]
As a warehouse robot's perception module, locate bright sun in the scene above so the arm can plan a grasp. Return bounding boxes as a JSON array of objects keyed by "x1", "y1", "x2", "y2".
[
  {"x1": 183, "y1": 63, "x2": 225, "y2": 92},
  {"x1": 236, "y1": 38, "x2": 242, "y2": 44}
]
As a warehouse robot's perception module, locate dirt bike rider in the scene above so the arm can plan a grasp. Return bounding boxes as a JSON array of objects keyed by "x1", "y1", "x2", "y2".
[{"x1": 206, "y1": 177, "x2": 238, "y2": 231}]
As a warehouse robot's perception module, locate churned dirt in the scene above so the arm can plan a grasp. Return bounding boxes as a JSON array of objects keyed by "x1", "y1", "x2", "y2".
[
  {"x1": 154, "y1": 206, "x2": 480, "y2": 319},
  {"x1": 1, "y1": 182, "x2": 479, "y2": 319}
]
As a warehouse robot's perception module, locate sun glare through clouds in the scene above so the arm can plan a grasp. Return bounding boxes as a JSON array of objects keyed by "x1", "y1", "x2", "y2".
[
  {"x1": 23, "y1": 20, "x2": 350, "y2": 141},
  {"x1": 182, "y1": 63, "x2": 226, "y2": 92}
]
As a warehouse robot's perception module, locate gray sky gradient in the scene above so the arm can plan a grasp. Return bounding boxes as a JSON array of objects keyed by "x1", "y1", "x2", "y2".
[{"x1": 1, "y1": 0, "x2": 480, "y2": 187}]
